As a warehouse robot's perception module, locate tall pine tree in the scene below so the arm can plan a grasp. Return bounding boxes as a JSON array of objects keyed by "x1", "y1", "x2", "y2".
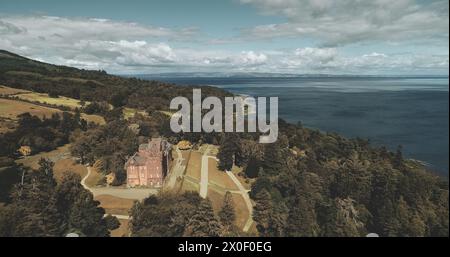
[
  {"x1": 184, "y1": 199, "x2": 223, "y2": 237},
  {"x1": 219, "y1": 191, "x2": 236, "y2": 234}
]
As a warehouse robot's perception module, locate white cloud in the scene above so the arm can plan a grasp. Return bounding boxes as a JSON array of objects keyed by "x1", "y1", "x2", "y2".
[
  {"x1": 0, "y1": 14, "x2": 447, "y2": 74},
  {"x1": 294, "y1": 47, "x2": 337, "y2": 64},
  {"x1": 0, "y1": 15, "x2": 195, "y2": 41},
  {"x1": 239, "y1": 51, "x2": 268, "y2": 65},
  {"x1": 239, "y1": 0, "x2": 449, "y2": 46}
]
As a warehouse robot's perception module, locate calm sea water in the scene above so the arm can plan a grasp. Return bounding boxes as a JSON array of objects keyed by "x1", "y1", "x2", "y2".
[{"x1": 142, "y1": 76, "x2": 449, "y2": 175}]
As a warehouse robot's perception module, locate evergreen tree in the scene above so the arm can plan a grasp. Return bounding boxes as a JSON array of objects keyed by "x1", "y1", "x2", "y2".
[
  {"x1": 184, "y1": 199, "x2": 223, "y2": 237},
  {"x1": 268, "y1": 201, "x2": 289, "y2": 237},
  {"x1": 129, "y1": 201, "x2": 144, "y2": 235},
  {"x1": 253, "y1": 189, "x2": 273, "y2": 236},
  {"x1": 219, "y1": 192, "x2": 236, "y2": 229},
  {"x1": 262, "y1": 142, "x2": 284, "y2": 175},
  {"x1": 104, "y1": 215, "x2": 121, "y2": 231},
  {"x1": 68, "y1": 191, "x2": 108, "y2": 237},
  {"x1": 8, "y1": 161, "x2": 64, "y2": 236},
  {"x1": 286, "y1": 195, "x2": 319, "y2": 236},
  {"x1": 56, "y1": 171, "x2": 113, "y2": 236},
  {"x1": 217, "y1": 135, "x2": 235, "y2": 171},
  {"x1": 393, "y1": 145, "x2": 404, "y2": 169}
]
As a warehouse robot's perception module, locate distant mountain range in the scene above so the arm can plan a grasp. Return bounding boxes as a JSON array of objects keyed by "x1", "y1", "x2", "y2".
[{"x1": 124, "y1": 72, "x2": 448, "y2": 79}]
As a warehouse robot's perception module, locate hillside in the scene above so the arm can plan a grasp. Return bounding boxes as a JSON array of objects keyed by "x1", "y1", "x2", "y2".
[{"x1": 0, "y1": 50, "x2": 231, "y2": 112}]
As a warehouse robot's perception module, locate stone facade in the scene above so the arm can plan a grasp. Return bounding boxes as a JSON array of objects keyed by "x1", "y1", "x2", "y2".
[{"x1": 125, "y1": 138, "x2": 171, "y2": 187}]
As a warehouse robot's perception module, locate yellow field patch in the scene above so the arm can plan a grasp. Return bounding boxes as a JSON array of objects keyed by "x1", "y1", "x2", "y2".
[
  {"x1": 81, "y1": 113, "x2": 105, "y2": 125},
  {"x1": 123, "y1": 107, "x2": 147, "y2": 119},
  {"x1": 16, "y1": 92, "x2": 88, "y2": 109},
  {"x1": 0, "y1": 98, "x2": 62, "y2": 120},
  {"x1": 0, "y1": 98, "x2": 104, "y2": 126}
]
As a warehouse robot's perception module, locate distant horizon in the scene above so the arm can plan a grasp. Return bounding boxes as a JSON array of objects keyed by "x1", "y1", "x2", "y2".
[
  {"x1": 4, "y1": 49, "x2": 449, "y2": 78},
  {"x1": 1, "y1": 0, "x2": 448, "y2": 76},
  {"x1": 120, "y1": 72, "x2": 450, "y2": 78}
]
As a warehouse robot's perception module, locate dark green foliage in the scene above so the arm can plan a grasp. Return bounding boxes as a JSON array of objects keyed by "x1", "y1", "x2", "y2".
[
  {"x1": 184, "y1": 199, "x2": 223, "y2": 237},
  {"x1": 0, "y1": 112, "x2": 86, "y2": 157},
  {"x1": 0, "y1": 50, "x2": 231, "y2": 115},
  {"x1": 0, "y1": 163, "x2": 22, "y2": 203},
  {"x1": 246, "y1": 121, "x2": 449, "y2": 237},
  {"x1": 252, "y1": 189, "x2": 273, "y2": 236},
  {"x1": 262, "y1": 142, "x2": 285, "y2": 175},
  {"x1": 82, "y1": 101, "x2": 110, "y2": 115},
  {"x1": 130, "y1": 192, "x2": 203, "y2": 237},
  {"x1": 48, "y1": 91, "x2": 59, "y2": 98},
  {"x1": 217, "y1": 133, "x2": 244, "y2": 171},
  {"x1": 67, "y1": 191, "x2": 108, "y2": 237},
  {"x1": 219, "y1": 191, "x2": 236, "y2": 231},
  {"x1": 70, "y1": 120, "x2": 138, "y2": 184},
  {"x1": 286, "y1": 194, "x2": 319, "y2": 237},
  {"x1": 244, "y1": 157, "x2": 261, "y2": 178},
  {"x1": 0, "y1": 162, "x2": 112, "y2": 237},
  {"x1": 104, "y1": 215, "x2": 121, "y2": 231},
  {"x1": 217, "y1": 135, "x2": 235, "y2": 171},
  {"x1": 130, "y1": 193, "x2": 231, "y2": 237}
]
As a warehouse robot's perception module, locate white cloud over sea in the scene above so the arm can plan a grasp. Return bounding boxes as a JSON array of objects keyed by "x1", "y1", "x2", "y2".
[{"x1": 0, "y1": 11, "x2": 448, "y2": 75}]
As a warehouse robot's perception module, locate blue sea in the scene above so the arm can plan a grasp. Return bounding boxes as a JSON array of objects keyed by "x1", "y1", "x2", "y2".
[{"x1": 142, "y1": 76, "x2": 449, "y2": 175}]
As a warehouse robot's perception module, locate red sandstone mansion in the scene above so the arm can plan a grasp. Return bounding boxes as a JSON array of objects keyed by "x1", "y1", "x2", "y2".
[{"x1": 125, "y1": 138, "x2": 171, "y2": 187}]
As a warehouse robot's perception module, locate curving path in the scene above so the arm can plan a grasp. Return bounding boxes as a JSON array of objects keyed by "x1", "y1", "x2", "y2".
[
  {"x1": 199, "y1": 148, "x2": 254, "y2": 232},
  {"x1": 81, "y1": 167, "x2": 158, "y2": 201},
  {"x1": 104, "y1": 214, "x2": 130, "y2": 220},
  {"x1": 225, "y1": 170, "x2": 254, "y2": 232}
]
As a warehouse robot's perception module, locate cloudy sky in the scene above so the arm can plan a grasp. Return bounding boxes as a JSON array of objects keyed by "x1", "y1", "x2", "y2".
[{"x1": 0, "y1": 0, "x2": 448, "y2": 75}]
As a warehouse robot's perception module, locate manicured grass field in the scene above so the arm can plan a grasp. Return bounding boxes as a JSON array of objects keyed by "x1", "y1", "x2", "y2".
[
  {"x1": 181, "y1": 178, "x2": 200, "y2": 193},
  {"x1": 95, "y1": 194, "x2": 135, "y2": 216},
  {"x1": 208, "y1": 158, "x2": 239, "y2": 190},
  {"x1": 207, "y1": 188, "x2": 250, "y2": 230},
  {"x1": 231, "y1": 165, "x2": 251, "y2": 191},
  {"x1": 185, "y1": 151, "x2": 202, "y2": 180}
]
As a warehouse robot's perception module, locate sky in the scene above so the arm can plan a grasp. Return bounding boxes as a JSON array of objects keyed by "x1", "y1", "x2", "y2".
[{"x1": 0, "y1": 0, "x2": 448, "y2": 75}]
